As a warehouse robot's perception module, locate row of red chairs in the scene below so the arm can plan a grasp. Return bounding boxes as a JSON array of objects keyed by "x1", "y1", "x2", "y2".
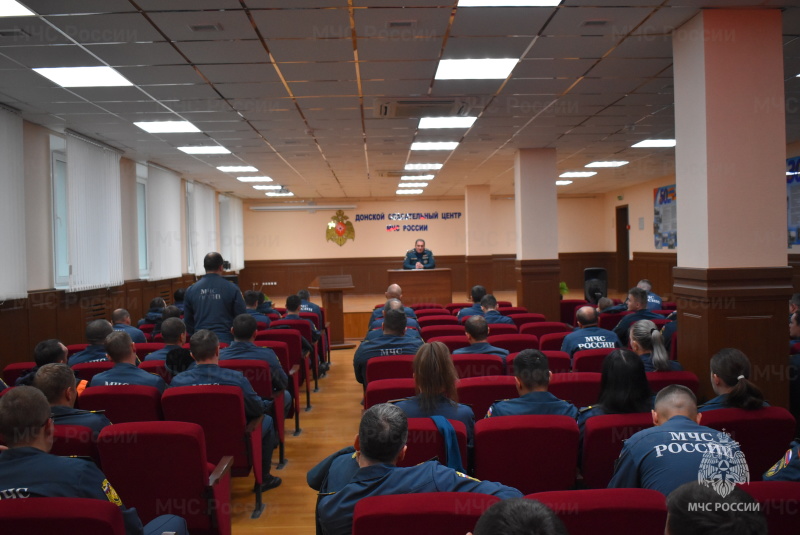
[
  {"x1": 364, "y1": 371, "x2": 701, "y2": 419},
  {"x1": 421, "y1": 328, "x2": 571, "y2": 346},
  {"x1": 416, "y1": 313, "x2": 548, "y2": 329}
]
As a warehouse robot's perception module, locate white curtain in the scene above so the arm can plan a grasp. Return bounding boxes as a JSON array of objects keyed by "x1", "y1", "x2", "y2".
[
  {"x1": 146, "y1": 164, "x2": 182, "y2": 280},
  {"x1": 219, "y1": 194, "x2": 244, "y2": 271},
  {"x1": 0, "y1": 107, "x2": 26, "y2": 300},
  {"x1": 66, "y1": 132, "x2": 123, "y2": 292},
  {"x1": 187, "y1": 181, "x2": 217, "y2": 274}
]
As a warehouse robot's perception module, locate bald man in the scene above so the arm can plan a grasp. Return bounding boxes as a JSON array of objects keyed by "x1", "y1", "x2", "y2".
[
  {"x1": 367, "y1": 284, "x2": 418, "y2": 327},
  {"x1": 608, "y1": 385, "x2": 748, "y2": 496}
]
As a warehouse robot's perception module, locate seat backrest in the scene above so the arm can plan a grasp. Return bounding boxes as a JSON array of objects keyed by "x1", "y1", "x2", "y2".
[
  {"x1": 506, "y1": 351, "x2": 570, "y2": 375},
  {"x1": 560, "y1": 299, "x2": 589, "y2": 325},
  {"x1": 581, "y1": 413, "x2": 655, "y2": 488},
  {"x1": 97, "y1": 421, "x2": 219, "y2": 532},
  {"x1": 299, "y1": 312, "x2": 321, "y2": 330},
  {"x1": 219, "y1": 359, "x2": 273, "y2": 400},
  {"x1": 417, "y1": 315, "x2": 461, "y2": 328},
  {"x1": 529, "y1": 489, "x2": 667, "y2": 535},
  {"x1": 549, "y1": 372, "x2": 602, "y2": 408},
  {"x1": 738, "y1": 481, "x2": 800, "y2": 535},
  {"x1": 451, "y1": 354, "x2": 505, "y2": 378},
  {"x1": 161, "y1": 385, "x2": 250, "y2": 471},
  {"x1": 497, "y1": 306, "x2": 527, "y2": 315},
  {"x1": 486, "y1": 334, "x2": 538, "y2": 353},
  {"x1": 66, "y1": 344, "x2": 89, "y2": 356},
  {"x1": 397, "y1": 418, "x2": 468, "y2": 468},
  {"x1": 700, "y1": 407, "x2": 797, "y2": 480},
  {"x1": 484, "y1": 323, "x2": 517, "y2": 336},
  {"x1": 518, "y1": 322, "x2": 572, "y2": 339},
  {"x1": 645, "y1": 371, "x2": 699, "y2": 394},
  {"x1": 539, "y1": 331, "x2": 570, "y2": 351},
  {"x1": 271, "y1": 319, "x2": 313, "y2": 343},
  {"x1": 254, "y1": 340, "x2": 290, "y2": 373},
  {"x1": 364, "y1": 378, "x2": 416, "y2": 409},
  {"x1": 0, "y1": 497, "x2": 125, "y2": 535},
  {"x1": 352, "y1": 493, "x2": 499, "y2": 535},
  {"x1": 598, "y1": 312, "x2": 630, "y2": 331},
  {"x1": 255, "y1": 329, "x2": 304, "y2": 371},
  {"x1": 420, "y1": 325, "x2": 465, "y2": 342},
  {"x1": 428, "y1": 335, "x2": 470, "y2": 353},
  {"x1": 365, "y1": 354, "x2": 415, "y2": 383},
  {"x1": 572, "y1": 348, "x2": 615, "y2": 373},
  {"x1": 445, "y1": 303, "x2": 471, "y2": 314},
  {"x1": 51, "y1": 425, "x2": 98, "y2": 464},
  {"x1": 409, "y1": 302, "x2": 445, "y2": 311},
  {"x1": 78, "y1": 385, "x2": 162, "y2": 423},
  {"x1": 133, "y1": 343, "x2": 165, "y2": 361},
  {"x1": 414, "y1": 308, "x2": 451, "y2": 318},
  {"x1": 138, "y1": 323, "x2": 155, "y2": 334},
  {"x1": 474, "y1": 415, "x2": 578, "y2": 494},
  {"x1": 2, "y1": 361, "x2": 35, "y2": 385},
  {"x1": 456, "y1": 375, "x2": 518, "y2": 420},
  {"x1": 71, "y1": 361, "x2": 114, "y2": 382},
  {"x1": 138, "y1": 360, "x2": 171, "y2": 384}
]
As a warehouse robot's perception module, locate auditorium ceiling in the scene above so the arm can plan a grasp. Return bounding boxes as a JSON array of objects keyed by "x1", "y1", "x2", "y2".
[{"x1": 0, "y1": 0, "x2": 798, "y2": 201}]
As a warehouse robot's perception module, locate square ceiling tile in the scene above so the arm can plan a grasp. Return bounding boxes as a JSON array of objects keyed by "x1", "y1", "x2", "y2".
[
  {"x1": 0, "y1": 44, "x2": 101, "y2": 68},
  {"x1": 176, "y1": 41, "x2": 269, "y2": 65},
  {"x1": 357, "y1": 37, "x2": 443, "y2": 61},
  {"x1": 199, "y1": 63, "x2": 279, "y2": 83},
  {"x1": 44, "y1": 13, "x2": 164, "y2": 43},
  {"x1": 84, "y1": 43, "x2": 185, "y2": 66},
  {"x1": 147, "y1": 10, "x2": 258, "y2": 42},
  {"x1": 252, "y1": 9, "x2": 352, "y2": 39},
  {"x1": 267, "y1": 38, "x2": 354, "y2": 62}
]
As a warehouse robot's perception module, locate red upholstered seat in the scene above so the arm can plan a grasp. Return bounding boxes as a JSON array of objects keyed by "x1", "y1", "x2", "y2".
[
  {"x1": 364, "y1": 378, "x2": 416, "y2": 409},
  {"x1": 572, "y1": 348, "x2": 615, "y2": 373},
  {"x1": 66, "y1": 343, "x2": 89, "y2": 357},
  {"x1": 497, "y1": 306, "x2": 527, "y2": 315},
  {"x1": 451, "y1": 354, "x2": 505, "y2": 378},
  {"x1": 474, "y1": 415, "x2": 578, "y2": 494},
  {"x1": 256, "y1": 328, "x2": 312, "y2": 413},
  {"x1": 528, "y1": 488, "x2": 667, "y2": 535},
  {"x1": 428, "y1": 335, "x2": 470, "y2": 353},
  {"x1": 646, "y1": 371, "x2": 700, "y2": 394},
  {"x1": 78, "y1": 385, "x2": 162, "y2": 423},
  {"x1": 2, "y1": 361, "x2": 35, "y2": 385},
  {"x1": 398, "y1": 418, "x2": 468, "y2": 469},
  {"x1": 421, "y1": 325, "x2": 465, "y2": 342},
  {"x1": 255, "y1": 339, "x2": 301, "y2": 435},
  {"x1": 161, "y1": 385, "x2": 266, "y2": 516},
  {"x1": 445, "y1": 303, "x2": 472, "y2": 315},
  {"x1": 507, "y1": 313, "x2": 547, "y2": 328},
  {"x1": 51, "y1": 424, "x2": 99, "y2": 465},
  {"x1": 71, "y1": 361, "x2": 114, "y2": 383},
  {"x1": 598, "y1": 312, "x2": 630, "y2": 331},
  {"x1": 456, "y1": 375, "x2": 518, "y2": 420},
  {"x1": 700, "y1": 407, "x2": 797, "y2": 480},
  {"x1": 133, "y1": 342, "x2": 165, "y2": 361},
  {"x1": 484, "y1": 323, "x2": 517, "y2": 335},
  {"x1": 539, "y1": 331, "x2": 570, "y2": 351},
  {"x1": 739, "y1": 481, "x2": 800, "y2": 535},
  {"x1": 409, "y1": 302, "x2": 445, "y2": 310},
  {"x1": 560, "y1": 299, "x2": 589, "y2": 325},
  {"x1": 365, "y1": 354, "x2": 415, "y2": 383},
  {"x1": 486, "y1": 334, "x2": 538, "y2": 353},
  {"x1": 271, "y1": 319, "x2": 320, "y2": 392},
  {"x1": 581, "y1": 413, "x2": 654, "y2": 489},
  {"x1": 0, "y1": 497, "x2": 126, "y2": 535},
  {"x1": 415, "y1": 308, "x2": 452, "y2": 318},
  {"x1": 352, "y1": 493, "x2": 499, "y2": 535},
  {"x1": 98, "y1": 421, "x2": 233, "y2": 535},
  {"x1": 138, "y1": 360, "x2": 171, "y2": 384},
  {"x1": 506, "y1": 351, "x2": 571, "y2": 375},
  {"x1": 518, "y1": 322, "x2": 572, "y2": 339},
  {"x1": 549, "y1": 372, "x2": 602, "y2": 408},
  {"x1": 417, "y1": 315, "x2": 461, "y2": 328}
]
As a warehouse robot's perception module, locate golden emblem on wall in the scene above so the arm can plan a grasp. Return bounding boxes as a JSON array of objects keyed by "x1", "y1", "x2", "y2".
[{"x1": 326, "y1": 210, "x2": 355, "y2": 246}]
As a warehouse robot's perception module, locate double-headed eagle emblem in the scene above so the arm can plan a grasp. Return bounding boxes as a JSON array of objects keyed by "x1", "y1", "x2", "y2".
[{"x1": 326, "y1": 210, "x2": 355, "y2": 246}]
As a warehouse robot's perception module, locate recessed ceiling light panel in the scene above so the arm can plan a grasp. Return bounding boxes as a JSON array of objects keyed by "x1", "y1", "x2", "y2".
[
  {"x1": 559, "y1": 171, "x2": 597, "y2": 178},
  {"x1": 410, "y1": 142, "x2": 459, "y2": 151},
  {"x1": 405, "y1": 163, "x2": 443, "y2": 170},
  {"x1": 400, "y1": 175, "x2": 434, "y2": 180},
  {"x1": 33, "y1": 66, "x2": 132, "y2": 87},
  {"x1": 556, "y1": 180, "x2": 573, "y2": 186},
  {"x1": 217, "y1": 165, "x2": 257, "y2": 172},
  {"x1": 459, "y1": 0, "x2": 560, "y2": 6},
  {"x1": 237, "y1": 176, "x2": 272, "y2": 182},
  {"x1": 435, "y1": 59, "x2": 517, "y2": 80},
  {"x1": 396, "y1": 189, "x2": 423, "y2": 195},
  {"x1": 0, "y1": 0, "x2": 36, "y2": 17},
  {"x1": 398, "y1": 182, "x2": 429, "y2": 188},
  {"x1": 418, "y1": 117, "x2": 477, "y2": 129},
  {"x1": 134, "y1": 121, "x2": 200, "y2": 133},
  {"x1": 631, "y1": 139, "x2": 676, "y2": 148},
  {"x1": 179, "y1": 146, "x2": 230, "y2": 155},
  {"x1": 585, "y1": 161, "x2": 629, "y2": 168}
]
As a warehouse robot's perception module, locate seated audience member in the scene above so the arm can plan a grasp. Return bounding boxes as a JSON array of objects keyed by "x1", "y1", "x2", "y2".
[
  {"x1": 353, "y1": 309, "x2": 424, "y2": 385},
  {"x1": 578, "y1": 349, "x2": 654, "y2": 435},
  {"x1": 143, "y1": 317, "x2": 186, "y2": 361},
  {"x1": 220, "y1": 314, "x2": 291, "y2": 415},
  {"x1": 369, "y1": 299, "x2": 420, "y2": 332},
  {"x1": 470, "y1": 498, "x2": 568, "y2": 535},
  {"x1": 392, "y1": 341, "x2": 475, "y2": 444},
  {"x1": 597, "y1": 296, "x2": 621, "y2": 314},
  {"x1": 613, "y1": 287, "x2": 664, "y2": 347},
  {"x1": 486, "y1": 349, "x2": 577, "y2": 418},
  {"x1": 637, "y1": 278, "x2": 663, "y2": 311},
  {"x1": 34, "y1": 363, "x2": 111, "y2": 436},
  {"x1": 763, "y1": 440, "x2": 800, "y2": 481},
  {"x1": 666, "y1": 482, "x2": 767, "y2": 535},
  {"x1": 138, "y1": 297, "x2": 166, "y2": 326},
  {"x1": 173, "y1": 287, "x2": 186, "y2": 312},
  {"x1": 0, "y1": 386, "x2": 188, "y2": 535},
  {"x1": 256, "y1": 292, "x2": 282, "y2": 318},
  {"x1": 608, "y1": 385, "x2": 747, "y2": 496},
  {"x1": 112, "y1": 308, "x2": 147, "y2": 344},
  {"x1": 153, "y1": 305, "x2": 182, "y2": 337},
  {"x1": 170, "y1": 329, "x2": 281, "y2": 492},
  {"x1": 630, "y1": 319, "x2": 682, "y2": 372},
  {"x1": 298, "y1": 289, "x2": 322, "y2": 323},
  {"x1": 561, "y1": 306, "x2": 620, "y2": 357},
  {"x1": 364, "y1": 322, "x2": 422, "y2": 342},
  {"x1": 452, "y1": 316, "x2": 510, "y2": 360},
  {"x1": 16, "y1": 339, "x2": 69, "y2": 386},
  {"x1": 313, "y1": 404, "x2": 521, "y2": 535},
  {"x1": 285, "y1": 294, "x2": 321, "y2": 342},
  {"x1": 457, "y1": 285, "x2": 488, "y2": 321},
  {"x1": 165, "y1": 347, "x2": 194, "y2": 377},
  {"x1": 480, "y1": 294, "x2": 514, "y2": 325},
  {"x1": 88, "y1": 331, "x2": 166, "y2": 393},
  {"x1": 368, "y1": 284, "x2": 418, "y2": 327},
  {"x1": 698, "y1": 348, "x2": 767, "y2": 412},
  {"x1": 244, "y1": 290, "x2": 272, "y2": 327},
  {"x1": 68, "y1": 319, "x2": 114, "y2": 366}
]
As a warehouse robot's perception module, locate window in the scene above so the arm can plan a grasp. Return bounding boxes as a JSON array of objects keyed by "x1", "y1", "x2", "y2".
[
  {"x1": 52, "y1": 150, "x2": 69, "y2": 288},
  {"x1": 136, "y1": 164, "x2": 149, "y2": 279}
]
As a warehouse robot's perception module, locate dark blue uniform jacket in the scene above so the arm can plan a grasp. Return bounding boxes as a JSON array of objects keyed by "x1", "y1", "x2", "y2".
[
  {"x1": 88, "y1": 362, "x2": 166, "y2": 393},
  {"x1": 487, "y1": 391, "x2": 578, "y2": 419}
]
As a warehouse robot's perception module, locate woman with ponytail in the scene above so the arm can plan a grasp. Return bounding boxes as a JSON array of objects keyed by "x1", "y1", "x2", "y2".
[
  {"x1": 629, "y1": 319, "x2": 682, "y2": 372},
  {"x1": 698, "y1": 348, "x2": 768, "y2": 412}
]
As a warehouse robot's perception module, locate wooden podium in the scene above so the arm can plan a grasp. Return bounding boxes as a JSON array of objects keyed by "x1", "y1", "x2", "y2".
[
  {"x1": 387, "y1": 268, "x2": 452, "y2": 307},
  {"x1": 309, "y1": 275, "x2": 355, "y2": 349}
]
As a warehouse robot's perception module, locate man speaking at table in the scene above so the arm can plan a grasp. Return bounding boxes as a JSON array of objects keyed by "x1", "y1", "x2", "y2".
[{"x1": 403, "y1": 239, "x2": 435, "y2": 270}]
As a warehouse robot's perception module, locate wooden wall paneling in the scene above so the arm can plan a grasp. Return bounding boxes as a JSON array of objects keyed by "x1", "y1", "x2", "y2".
[
  {"x1": 516, "y1": 259, "x2": 561, "y2": 320},
  {"x1": 27, "y1": 290, "x2": 59, "y2": 359},
  {"x1": 491, "y1": 255, "x2": 516, "y2": 293},
  {"x1": 630, "y1": 252, "x2": 677, "y2": 299},
  {"x1": 0, "y1": 298, "x2": 31, "y2": 370},
  {"x1": 789, "y1": 253, "x2": 800, "y2": 293},
  {"x1": 344, "y1": 312, "x2": 372, "y2": 340},
  {"x1": 557, "y1": 252, "x2": 616, "y2": 294}
]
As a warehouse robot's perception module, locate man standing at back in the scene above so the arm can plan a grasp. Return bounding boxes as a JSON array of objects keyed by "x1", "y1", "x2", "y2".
[{"x1": 184, "y1": 252, "x2": 246, "y2": 344}]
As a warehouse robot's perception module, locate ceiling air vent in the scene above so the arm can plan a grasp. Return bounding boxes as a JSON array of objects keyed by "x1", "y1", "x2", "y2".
[
  {"x1": 0, "y1": 28, "x2": 29, "y2": 38},
  {"x1": 581, "y1": 19, "x2": 609, "y2": 28},
  {"x1": 189, "y1": 23, "x2": 224, "y2": 32},
  {"x1": 374, "y1": 98, "x2": 471, "y2": 119}
]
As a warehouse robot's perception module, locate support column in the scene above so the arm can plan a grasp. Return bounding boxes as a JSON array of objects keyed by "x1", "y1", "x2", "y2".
[
  {"x1": 465, "y1": 185, "x2": 493, "y2": 298},
  {"x1": 514, "y1": 149, "x2": 560, "y2": 321},
  {"x1": 672, "y1": 9, "x2": 791, "y2": 406}
]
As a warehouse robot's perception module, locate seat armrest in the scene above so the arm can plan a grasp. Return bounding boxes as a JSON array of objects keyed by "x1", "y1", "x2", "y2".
[
  {"x1": 289, "y1": 365, "x2": 300, "y2": 376},
  {"x1": 209, "y1": 455, "x2": 234, "y2": 487},
  {"x1": 245, "y1": 414, "x2": 265, "y2": 434}
]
